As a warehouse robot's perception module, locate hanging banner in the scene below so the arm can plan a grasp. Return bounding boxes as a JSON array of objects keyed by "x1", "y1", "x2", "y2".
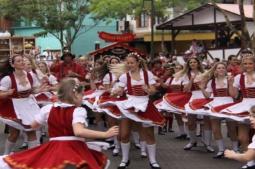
[{"x1": 98, "y1": 31, "x2": 135, "y2": 42}]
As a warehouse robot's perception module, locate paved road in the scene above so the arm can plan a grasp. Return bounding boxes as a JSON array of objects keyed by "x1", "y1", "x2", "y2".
[{"x1": 0, "y1": 123, "x2": 244, "y2": 169}]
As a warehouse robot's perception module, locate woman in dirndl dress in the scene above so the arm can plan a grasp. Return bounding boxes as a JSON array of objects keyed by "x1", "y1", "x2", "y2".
[
  {"x1": 100, "y1": 53, "x2": 165, "y2": 169},
  {"x1": 155, "y1": 63, "x2": 188, "y2": 139},
  {"x1": 170, "y1": 57, "x2": 214, "y2": 152},
  {"x1": 97, "y1": 56, "x2": 123, "y2": 156},
  {"x1": 0, "y1": 54, "x2": 43, "y2": 155},
  {"x1": 0, "y1": 78, "x2": 119, "y2": 169},
  {"x1": 188, "y1": 62, "x2": 238, "y2": 158},
  {"x1": 220, "y1": 55, "x2": 255, "y2": 169},
  {"x1": 34, "y1": 61, "x2": 58, "y2": 105}
]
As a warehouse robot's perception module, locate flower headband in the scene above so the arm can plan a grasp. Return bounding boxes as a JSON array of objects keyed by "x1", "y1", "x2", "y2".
[{"x1": 127, "y1": 52, "x2": 140, "y2": 58}]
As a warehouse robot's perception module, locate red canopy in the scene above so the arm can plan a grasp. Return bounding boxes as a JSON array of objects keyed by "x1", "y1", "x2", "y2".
[{"x1": 89, "y1": 42, "x2": 146, "y2": 58}]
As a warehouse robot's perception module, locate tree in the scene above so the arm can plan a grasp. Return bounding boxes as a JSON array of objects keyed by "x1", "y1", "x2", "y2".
[
  {"x1": 89, "y1": 0, "x2": 221, "y2": 21},
  {"x1": 0, "y1": 0, "x2": 95, "y2": 51},
  {"x1": 212, "y1": 0, "x2": 255, "y2": 53}
]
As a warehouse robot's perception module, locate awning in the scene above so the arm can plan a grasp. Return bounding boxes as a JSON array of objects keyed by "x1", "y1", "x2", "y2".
[
  {"x1": 156, "y1": 3, "x2": 253, "y2": 30},
  {"x1": 88, "y1": 42, "x2": 146, "y2": 57}
]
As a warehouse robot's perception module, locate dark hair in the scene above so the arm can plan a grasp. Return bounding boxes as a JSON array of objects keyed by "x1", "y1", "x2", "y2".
[
  {"x1": 227, "y1": 55, "x2": 237, "y2": 61},
  {"x1": 150, "y1": 59, "x2": 162, "y2": 67},
  {"x1": 109, "y1": 56, "x2": 120, "y2": 64}
]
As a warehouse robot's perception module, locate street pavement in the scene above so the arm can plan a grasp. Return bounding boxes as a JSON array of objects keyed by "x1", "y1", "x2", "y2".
[{"x1": 0, "y1": 122, "x2": 244, "y2": 169}]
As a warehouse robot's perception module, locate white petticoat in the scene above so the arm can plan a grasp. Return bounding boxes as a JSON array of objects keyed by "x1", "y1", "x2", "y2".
[
  {"x1": 155, "y1": 99, "x2": 181, "y2": 114},
  {"x1": 83, "y1": 90, "x2": 106, "y2": 110},
  {"x1": 219, "y1": 98, "x2": 254, "y2": 122},
  {"x1": 0, "y1": 155, "x2": 10, "y2": 169},
  {"x1": 184, "y1": 91, "x2": 205, "y2": 115},
  {"x1": 99, "y1": 95, "x2": 152, "y2": 124},
  {"x1": 187, "y1": 97, "x2": 234, "y2": 116}
]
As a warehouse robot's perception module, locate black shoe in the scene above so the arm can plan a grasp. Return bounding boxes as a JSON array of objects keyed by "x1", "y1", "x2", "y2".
[
  {"x1": 184, "y1": 142, "x2": 197, "y2": 150},
  {"x1": 213, "y1": 151, "x2": 224, "y2": 159},
  {"x1": 158, "y1": 131, "x2": 165, "y2": 135},
  {"x1": 117, "y1": 160, "x2": 130, "y2": 169},
  {"x1": 108, "y1": 143, "x2": 115, "y2": 150},
  {"x1": 175, "y1": 134, "x2": 187, "y2": 140},
  {"x1": 168, "y1": 129, "x2": 174, "y2": 132},
  {"x1": 150, "y1": 162, "x2": 161, "y2": 169},
  {"x1": 112, "y1": 147, "x2": 120, "y2": 156},
  {"x1": 205, "y1": 145, "x2": 215, "y2": 153},
  {"x1": 241, "y1": 165, "x2": 255, "y2": 169},
  {"x1": 134, "y1": 143, "x2": 141, "y2": 149},
  {"x1": 19, "y1": 142, "x2": 28, "y2": 149}
]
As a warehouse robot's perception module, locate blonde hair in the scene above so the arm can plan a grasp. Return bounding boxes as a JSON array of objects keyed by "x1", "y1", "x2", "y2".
[
  {"x1": 175, "y1": 57, "x2": 203, "y2": 79},
  {"x1": 37, "y1": 61, "x2": 50, "y2": 75},
  {"x1": 199, "y1": 62, "x2": 227, "y2": 82},
  {"x1": 241, "y1": 56, "x2": 255, "y2": 71},
  {"x1": 57, "y1": 78, "x2": 83, "y2": 104}
]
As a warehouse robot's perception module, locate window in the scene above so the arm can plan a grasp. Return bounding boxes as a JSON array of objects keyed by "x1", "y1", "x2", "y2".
[{"x1": 136, "y1": 13, "x2": 149, "y2": 28}]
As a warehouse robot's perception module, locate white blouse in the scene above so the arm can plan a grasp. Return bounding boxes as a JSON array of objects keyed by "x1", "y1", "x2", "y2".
[
  {"x1": 118, "y1": 69, "x2": 156, "y2": 88},
  {"x1": 103, "y1": 73, "x2": 117, "y2": 85},
  {"x1": 36, "y1": 102, "x2": 88, "y2": 127},
  {"x1": 233, "y1": 73, "x2": 255, "y2": 89},
  {"x1": 0, "y1": 71, "x2": 40, "y2": 92},
  {"x1": 205, "y1": 78, "x2": 228, "y2": 93}
]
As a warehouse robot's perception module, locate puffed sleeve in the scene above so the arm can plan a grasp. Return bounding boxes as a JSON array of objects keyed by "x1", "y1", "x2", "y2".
[
  {"x1": 72, "y1": 107, "x2": 88, "y2": 127},
  {"x1": 35, "y1": 104, "x2": 53, "y2": 125},
  {"x1": 233, "y1": 74, "x2": 241, "y2": 89},
  {"x1": 205, "y1": 80, "x2": 213, "y2": 93},
  {"x1": 103, "y1": 73, "x2": 110, "y2": 85},
  {"x1": 118, "y1": 73, "x2": 127, "y2": 88},
  {"x1": 29, "y1": 72, "x2": 41, "y2": 88},
  {"x1": 48, "y1": 75, "x2": 58, "y2": 85},
  {"x1": 0, "y1": 76, "x2": 11, "y2": 91},
  {"x1": 164, "y1": 78, "x2": 171, "y2": 85},
  {"x1": 248, "y1": 135, "x2": 255, "y2": 149},
  {"x1": 147, "y1": 71, "x2": 156, "y2": 85},
  {"x1": 181, "y1": 75, "x2": 189, "y2": 85}
]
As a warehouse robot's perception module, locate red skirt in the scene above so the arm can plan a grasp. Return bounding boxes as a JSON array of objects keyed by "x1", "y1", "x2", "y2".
[
  {"x1": 211, "y1": 102, "x2": 239, "y2": 113},
  {"x1": 4, "y1": 140, "x2": 107, "y2": 169},
  {"x1": 129, "y1": 100, "x2": 165, "y2": 127},
  {"x1": 98, "y1": 95, "x2": 126, "y2": 118},
  {"x1": 84, "y1": 89, "x2": 96, "y2": 95},
  {"x1": 0, "y1": 98, "x2": 17, "y2": 120},
  {"x1": 189, "y1": 98, "x2": 213, "y2": 110},
  {"x1": 164, "y1": 92, "x2": 192, "y2": 110}
]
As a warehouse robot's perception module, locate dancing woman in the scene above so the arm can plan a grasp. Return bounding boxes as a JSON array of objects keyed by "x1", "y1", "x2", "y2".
[
  {"x1": 100, "y1": 53, "x2": 165, "y2": 169},
  {"x1": 0, "y1": 54, "x2": 43, "y2": 154},
  {"x1": 189, "y1": 62, "x2": 238, "y2": 158}
]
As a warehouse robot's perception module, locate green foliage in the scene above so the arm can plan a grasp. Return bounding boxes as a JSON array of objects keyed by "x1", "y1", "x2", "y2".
[
  {"x1": 0, "y1": 0, "x2": 91, "y2": 50},
  {"x1": 89, "y1": 0, "x2": 222, "y2": 22}
]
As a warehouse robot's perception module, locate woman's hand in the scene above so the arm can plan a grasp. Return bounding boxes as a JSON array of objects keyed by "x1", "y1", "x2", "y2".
[
  {"x1": 104, "y1": 126, "x2": 119, "y2": 138},
  {"x1": 0, "y1": 89, "x2": 15, "y2": 98},
  {"x1": 111, "y1": 87, "x2": 123, "y2": 97},
  {"x1": 224, "y1": 149, "x2": 237, "y2": 159},
  {"x1": 142, "y1": 85, "x2": 154, "y2": 95},
  {"x1": 227, "y1": 73, "x2": 234, "y2": 85},
  {"x1": 198, "y1": 79, "x2": 206, "y2": 89}
]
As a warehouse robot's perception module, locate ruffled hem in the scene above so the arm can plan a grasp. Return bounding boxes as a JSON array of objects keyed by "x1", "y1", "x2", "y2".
[
  {"x1": 163, "y1": 92, "x2": 192, "y2": 111},
  {"x1": 3, "y1": 141, "x2": 107, "y2": 169}
]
